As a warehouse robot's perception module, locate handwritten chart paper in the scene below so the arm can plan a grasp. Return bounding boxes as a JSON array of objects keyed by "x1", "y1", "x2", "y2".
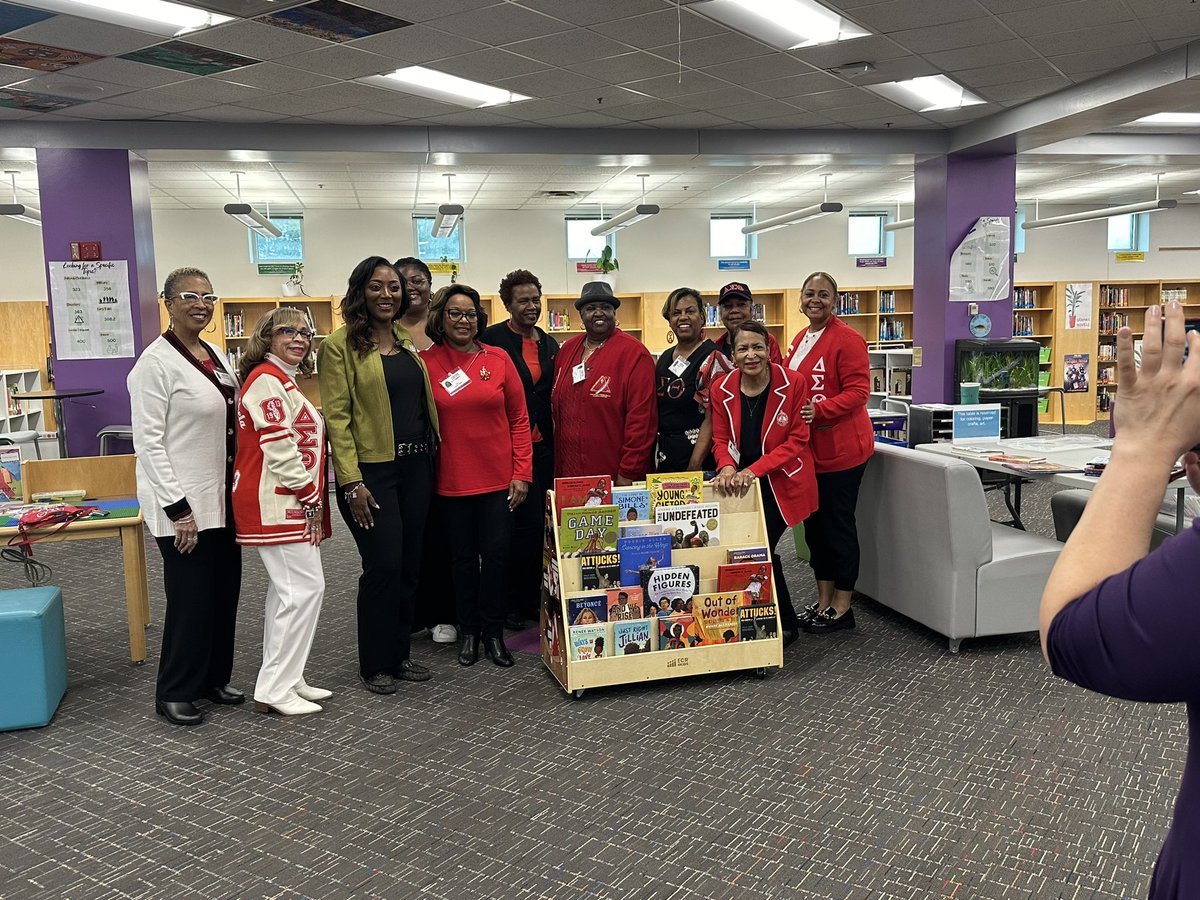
[{"x1": 48, "y1": 260, "x2": 134, "y2": 360}]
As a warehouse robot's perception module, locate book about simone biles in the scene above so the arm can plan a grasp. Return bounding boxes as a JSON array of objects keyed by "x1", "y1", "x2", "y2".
[
  {"x1": 739, "y1": 604, "x2": 779, "y2": 641},
  {"x1": 646, "y1": 471, "x2": 704, "y2": 515},
  {"x1": 617, "y1": 533, "x2": 672, "y2": 587},
  {"x1": 656, "y1": 502, "x2": 721, "y2": 548},
  {"x1": 659, "y1": 614, "x2": 704, "y2": 650},
  {"x1": 645, "y1": 565, "x2": 700, "y2": 617},
  {"x1": 612, "y1": 617, "x2": 655, "y2": 654},
  {"x1": 612, "y1": 485, "x2": 651, "y2": 523},
  {"x1": 567, "y1": 593, "x2": 608, "y2": 626},
  {"x1": 559, "y1": 504, "x2": 619, "y2": 556},
  {"x1": 553, "y1": 475, "x2": 612, "y2": 523},
  {"x1": 579, "y1": 551, "x2": 620, "y2": 590},
  {"x1": 606, "y1": 586, "x2": 644, "y2": 621},
  {"x1": 694, "y1": 591, "x2": 749, "y2": 644},
  {"x1": 569, "y1": 623, "x2": 608, "y2": 661},
  {"x1": 717, "y1": 562, "x2": 773, "y2": 606}
]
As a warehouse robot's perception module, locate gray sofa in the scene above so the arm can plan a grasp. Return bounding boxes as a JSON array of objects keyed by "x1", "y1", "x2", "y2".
[{"x1": 854, "y1": 442, "x2": 1062, "y2": 652}]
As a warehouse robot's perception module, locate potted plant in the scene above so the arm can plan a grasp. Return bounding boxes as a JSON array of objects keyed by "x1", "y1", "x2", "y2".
[
  {"x1": 281, "y1": 262, "x2": 304, "y2": 297},
  {"x1": 593, "y1": 245, "x2": 618, "y2": 286}
]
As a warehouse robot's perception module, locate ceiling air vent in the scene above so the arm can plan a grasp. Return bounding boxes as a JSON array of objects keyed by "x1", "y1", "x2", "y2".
[{"x1": 540, "y1": 190, "x2": 580, "y2": 198}]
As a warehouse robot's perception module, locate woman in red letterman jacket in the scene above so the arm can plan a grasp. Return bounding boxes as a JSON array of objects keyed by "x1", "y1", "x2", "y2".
[
  {"x1": 711, "y1": 321, "x2": 817, "y2": 647},
  {"x1": 233, "y1": 308, "x2": 332, "y2": 717},
  {"x1": 422, "y1": 284, "x2": 532, "y2": 670},
  {"x1": 784, "y1": 271, "x2": 875, "y2": 635}
]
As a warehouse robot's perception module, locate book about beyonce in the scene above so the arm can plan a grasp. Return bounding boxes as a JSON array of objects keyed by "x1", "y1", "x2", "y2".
[
  {"x1": 567, "y1": 593, "x2": 608, "y2": 626},
  {"x1": 612, "y1": 617, "x2": 655, "y2": 655},
  {"x1": 655, "y1": 502, "x2": 721, "y2": 548},
  {"x1": 646, "y1": 471, "x2": 703, "y2": 515},
  {"x1": 553, "y1": 475, "x2": 612, "y2": 522},
  {"x1": 559, "y1": 504, "x2": 619, "y2": 556},
  {"x1": 569, "y1": 623, "x2": 609, "y2": 661},
  {"x1": 717, "y1": 562, "x2": 773, "y2": 605},
  {"x1": 617, "y1": 533, "x2": 673, "y2": 587}
]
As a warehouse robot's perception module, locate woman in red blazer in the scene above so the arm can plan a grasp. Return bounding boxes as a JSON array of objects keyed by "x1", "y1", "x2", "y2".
[
  {"x1": 784, "y1": 271, "x2": 875, "y2": 635},
  {"x1": 711, "y1": 321, "x2": 818, "y2": 646}
]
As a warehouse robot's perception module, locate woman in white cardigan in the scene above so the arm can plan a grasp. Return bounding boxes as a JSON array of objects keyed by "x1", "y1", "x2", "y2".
[{"x1": 128, "y1": 267, "x2": 243, "y2": 727}]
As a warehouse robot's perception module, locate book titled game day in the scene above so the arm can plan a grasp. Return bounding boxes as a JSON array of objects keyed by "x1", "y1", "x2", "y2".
[{"x1": 559, "y1": 504, "x2": 619, "y2": 556}]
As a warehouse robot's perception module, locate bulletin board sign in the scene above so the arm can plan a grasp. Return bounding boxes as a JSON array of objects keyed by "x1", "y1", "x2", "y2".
[{"x1": 48, "y1": 260, "x2": 135, "y2": 360}]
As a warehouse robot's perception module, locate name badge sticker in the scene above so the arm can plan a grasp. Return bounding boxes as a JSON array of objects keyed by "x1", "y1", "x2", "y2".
[
  {"x1": 216, "y1": 371, "x2": 237, "y2": 387},
  {"x1": 727, "y1": 440, "x2": 741, "y2": 465},
  {"x1": 668, "y1": 357, "x2": 689, "y2": 377},
  {"x1": 441, "y1": 367, "x2": 470, "y2": 396},
  {"x1": 572, "y1": 363, "x2": 587, "y2": 384}
]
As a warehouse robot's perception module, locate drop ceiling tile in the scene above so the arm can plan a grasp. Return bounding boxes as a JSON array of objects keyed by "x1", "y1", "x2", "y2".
[
  {"x1": 498, "y1": 98, "x2": 583, "y2": 122},
  {"x1": 427, "y1": 4, "x2": 570, "y2": 44},
  {"x1": 852, "y1": 57, "x2": 950, "y2": 86},
  {"x1": 186, "y1": 20, "x2": 331, "y2": 61},
  {"x1": 1045, "y1": 42, "x2": 1157, "y2": 75},
  {"x1": 673, "y1": 86, "x2": 766, "y2": 110},
  {"x1": 1026, "y1": 21, "x2": 1147, "y2": 56},
  {"x1": 887, "y1": 18, "x2": 1014, "y2": 54},
  {"x1": 642, "y1": 111, "x2": 739, "y2": 128},
  {"x1": 536, "y1": 111, "x2": 637, "y2": 127},
  {"x1": 509, "y1": 0, "x2": 663, "y2": 27},
  {"x1": 494, "y1": 69, "x2": 606, "y2": 100},
  {"x1": 101, "y1": 88, "x2": 212, "y2": 113},
  {"x1": 147, "y1": 77, "x2": 266, "y2": 103},
  {"x1": 700, "y1": 54, "x2": 815, "y2": 84},
  {"x1": 345, "y1": 0, "x2": 497, "y2": 22},
  {"x1": 0, "y1": 85, "x2": 83, "y2": 111},
  {"x1": 184, "y1": 105, "x2": 294, "y2": 122},
  {"x1": 851, "y1": 0, "x2": 986, "y2": 33},
  {"x1": 1000, "y1": 0, "x2": 1136, "y2": 36},
  {"x1": 709, "y1": 98, "x2": 809, "y2": 122},
  {"x1": 274, "y1": 44, "x2": 393, "y2": 78},
  {"x1": 218, "y1": 62, "x2": 338, "y2": 92},
  {"x1": 977, "y1": 75, "x2": 1071, "y2": 103},
  {"x1": 2, "y1": 72, "x2": 133, "y2": 101},
  {"x1": 923, "y1": 39, "x2": 1037, "y2": 71},
  {"x1": 8, "y1": 16, "x2": 160, "y2": 56},
  {"x1": 240, "y1": 80, "x2": 394, "y2": 114},
  {"x1": 561, "y1": 51, "x2": 680, "y2": 85},
  {"x1": 797, "y1": 87, "x2": 873, "y2": 111},
  {"x1": 56, "y1": 100, "x2": 155, "y2": 119},
  {"x1": 432, "y1": 48, "x2": 550, "y2": 82},
  {"x1": 0, "y1": 37, "x2": 100, "y2": 72},
  {"x1": 423, "y1": 109, "x2": 524, "y2": 126},
  {"x1": 0, "y1": 103, "x2": 36, "y2": 118},
  {"x1": 604, "y1": 98, "x2": 689, "y2": 120},
  {"x1": 619, "y1": 70, "x2": 730, "y2": 100},
  {"x1": 956, "y1": 56, "x2": 1059, "y2": 86},
  {"x1": 0, "y1": 4, "x2": 52, "y2": 34},
  {"x1": 120, "y1": 41, "x2": 260, "y2": 76},
  {"x1": 504, "y1": 30, "x2": 633, "y2": 67},
  {"x1": 828, "y1": 100, "x2": 930, "y2": 122},
  {"x1": 834, "y1": 113, "x2": 932, "y2": 129},
  {"x1": 189, "y1": 0, "x2": 313, "y2": 15},
  {"x1": 789, "y1": 34, "x2": 910, "y2": 69},
  {"x1": 590, "y1": 9, "x2": 725, "y2": 48},
  {"x1": 0, "y1": 62, "x2": 28, "y2": 85},
  {"x1": 348, "y1": 23, "x2": 486, "y2": 62},
  {"x1": 359, "y1": 92, "x2": 468, "y2": 117},
  {"x1": 62, "y1": 58, "x2": 193, "y2": 88},
  {"x1": 259, "y1": 0, "x2": 412, "y2": 42},
  {"x1": 554, "y1": 85, "x2": 653, "y2": 110},
  {"x1": 652, "y1": 33, "x2": 776, "y2": 68}
]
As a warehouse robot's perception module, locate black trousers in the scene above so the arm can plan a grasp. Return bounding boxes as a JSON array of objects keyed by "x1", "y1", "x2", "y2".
[
  {"x1": 803, "y1": 461, "x2": 869, "y2": 592},
  {"x1": 441, "y1": 489, "x2": 513, "y2": 639},
  {"x1": 414, "y1": 499, "x2": 454, "y2": 629},
  {"x1": 154, "y1": 525, "x2": 241, "y2": 702},
  {"x1": 338, "y1": 454, "x2": 433, "y2": 678},
  {"x1": 761, "y1": 482, "x2": 799, "y2": 632},
  {"x1": 506, "y1": 445, "x2": 553, "y2": 618}
]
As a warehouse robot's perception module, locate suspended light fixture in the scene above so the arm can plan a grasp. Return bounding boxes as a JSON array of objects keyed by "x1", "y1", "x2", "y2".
[
  {"x1": 883, "y1": 201, "x2": 913, "y2": 232},
  {"x1": 742, "y1": 174, "x2": 842, "y2": 235},
  {"x1": 223, "y1": 172, "x2": 281, "y2": 238},
  {"x1": 433, "y1": 174, "x2": 463, "y2": 238},
  {"x1": 591, "y1": 174, "x2": 659, "y2": 237},
  {"x1": 1022, "y1": 174, "x2": 1177, "y2": 230},
  {"x1": 0, "y1": 171, "x2": 40, "y2": 227}
]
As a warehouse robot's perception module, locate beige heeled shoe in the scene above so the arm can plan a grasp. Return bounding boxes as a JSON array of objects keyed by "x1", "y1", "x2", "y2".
[
  {"x1": 254, "y1": 693, "x2": 322, "y2": 716},
  {"x1": 295, "y1": 680, "x2": 332, "y2": 702}
]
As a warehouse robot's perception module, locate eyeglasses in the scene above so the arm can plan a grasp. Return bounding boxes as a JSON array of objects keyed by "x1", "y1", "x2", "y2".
[
  {"x1": 406, "y1": 277, "x2": 430, "y2": 287},
  {"x1": 445, "y1": 308, "x2": 478, "y2": 322},
  {"x1": 173, "y1": 292, "x2": 218, "y2": 305},
  {"x1": 276, "y1": 327, "x2": 316, "y2": 341}
]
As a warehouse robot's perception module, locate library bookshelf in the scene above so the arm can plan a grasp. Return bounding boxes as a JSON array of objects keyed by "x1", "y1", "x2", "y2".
[
  {"x1": 642, "y1": 289, "x2": 789, "y2": 355},
  {"x1": 540, "y1": 481, "x2": 783, "y2": 699},
  {"x1": 1012, "y1": 282, "x2": 1060, "y2": 425}
]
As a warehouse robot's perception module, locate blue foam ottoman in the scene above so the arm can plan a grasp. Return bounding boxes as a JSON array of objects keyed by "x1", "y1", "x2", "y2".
[{"x1": 0, "y1": 587, "x2": 67, "y2": 731}]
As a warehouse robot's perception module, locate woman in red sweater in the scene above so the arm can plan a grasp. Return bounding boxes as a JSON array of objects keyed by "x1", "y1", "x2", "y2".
[
  {"x1": 784, "y1": 271, "x2": 875, "y2": 634},
  {"x1": 423, "y1": 284, "x2": 533, "y2": 668}
]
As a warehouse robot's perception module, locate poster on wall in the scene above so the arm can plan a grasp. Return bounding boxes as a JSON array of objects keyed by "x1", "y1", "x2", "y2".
[
  {"x1": 948, "y1": 216, "x2": 1010, "y2": 302},
  {"x1": 48, "y1": 260, "x2": 135, "y2": 360},
  {"x1": 1064, "y1": 353, "x2": 1090, "y2": 393},
  {"x1": 1064, "y1": 282, "x2": 1092, "y2": 330}
]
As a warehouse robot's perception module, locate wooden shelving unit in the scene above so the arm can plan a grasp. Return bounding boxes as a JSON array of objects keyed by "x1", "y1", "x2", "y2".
[{"x1": 1013, "y1": 283, "x2": 1060, "y2": 425}]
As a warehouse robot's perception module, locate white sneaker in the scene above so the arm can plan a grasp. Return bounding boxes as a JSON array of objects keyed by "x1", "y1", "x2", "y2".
[
  {"x1": 254, "y1": 692, "x2": 322, "y2": 716},
  {"x1": 295, "y1": 680, "x2": 332, "y2": 702},
  {"x1": 431, "y1": 624, "x2": 458, "y2": 643}
]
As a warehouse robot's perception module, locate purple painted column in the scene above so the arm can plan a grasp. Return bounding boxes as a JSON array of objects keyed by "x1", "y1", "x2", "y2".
[
  {"x1": 911, "y1": 152, "x2": 1016, "y2": 403},
  {"x1": 36, "y1": 149, "x2": 159, "y2": 457}
]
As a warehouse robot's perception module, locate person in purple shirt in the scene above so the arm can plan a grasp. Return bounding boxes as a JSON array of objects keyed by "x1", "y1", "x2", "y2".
[{"x1": 1041, "y1": 300, "x2": 1200, "y2": 900}]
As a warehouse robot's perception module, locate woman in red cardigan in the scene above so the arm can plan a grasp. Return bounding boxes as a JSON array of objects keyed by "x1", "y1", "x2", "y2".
[
  {"x1": 711, "y1": 321, "x2": 818, "y2": 646},
  {"x1": 784, "y1": 271, "x2": 875, "y2": 634}
]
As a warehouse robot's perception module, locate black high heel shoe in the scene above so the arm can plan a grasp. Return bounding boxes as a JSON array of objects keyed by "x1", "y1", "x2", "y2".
[{"x1": 483, "y1": 636, "x2": 514, "y2": 668}]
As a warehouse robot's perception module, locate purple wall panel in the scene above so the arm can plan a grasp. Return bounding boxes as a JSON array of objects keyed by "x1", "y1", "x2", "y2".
[{"x1": 36, "y1": 149, "x2": 159, "y2": 457}]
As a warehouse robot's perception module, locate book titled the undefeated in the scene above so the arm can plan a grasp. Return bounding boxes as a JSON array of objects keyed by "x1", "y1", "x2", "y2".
[
  {"x1": 612, "y1": 617, "x2": 655, "y2": 654},
  {"x1": 579, "y1": 551, "x2": 620, "y2": 590},
  {"x1": 717, "y1": 562, "x2": 773, "y2": 606},
  {"x1": 693, "y1": 591, "x2": 749, "y2": 644},
  {"x1": 606, "y1": 586, "x2": 644, "y2": 621},
  {"x1": 645, "y1": 564, "x2": 700, "y2": 617},
  {"x1": 738, "y1": 604, "x2": 779, "y2": 641},
  {"x1": 553, "y1": 475, "x2": 612, "y2": 523},
  {"x1": 617, "y1": 533, "x2": 672, "y2": 587},
  {"x1": 646, "y1": 471, "x2": 704, "y2": 515},
  {"x1": 612, "y1": 485, "x2": 650, "y2": 523},
  {"x1": 569, "y1": 623, "x2": 609, "y2": 661},
  {"x1": 656, "y1": 501, "x2": 721, "y2": 548},
  {"x1": 659, "y1": 614, "x2": 704, "y2": 650},
  {"x1": 727, "y1": 546, "x2": 769, "y2": 563},
  {"x1": 559, "y1": 504, "x2": 619, "y2": 556},
  {"x1": 567, "y1": 593, "x2": 608, "y2": 626}
]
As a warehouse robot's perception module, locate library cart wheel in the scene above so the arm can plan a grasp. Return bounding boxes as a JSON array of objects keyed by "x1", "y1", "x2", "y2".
[
  {"x1": 753, "y1": 667, "x2": 768, "y2": 680},
  {"x1": 572, "y1": 689, "x2": 585, "y2": 700}
]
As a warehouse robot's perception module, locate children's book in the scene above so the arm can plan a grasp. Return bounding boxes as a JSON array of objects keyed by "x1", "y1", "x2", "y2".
[
  {"x1": 1001, "y1": 460, "x2": 1086, "y2": 475},
  {"x1": 569, "y1": 623, "x2": 608, "y2": 661},
  {"x1": 644, "y1": 564, "x2": 700, "y2": 617},
  {"x1": 0, "y1": 446, "x2": 20, "y2": 502},
  {"x1": 579, "y1": 551, "x2": 620, "y2": 590},
  {"x1": 717, "y1": 562, "x2": 773, "y2": 605},
  {"x1": 727, "y1": 546, "x2": 769, "y2": 563},
  {"x1": 659, "y1": 614, "x2": 704, "y2": 650},
  {"x1": 738, "y1": 604, "x2": 779, "y2": 641},
  {"x1": 617, "y1": 533, "x2": 672, "y2": 587},
  {"x1": 606, "y1": 586, "x2": 645, "y2": 621},
  {"x1": 655, "y1": 501, "x2": 721, "y2": 548},
  {"x1": 693, "y1": 591, "x2": 749, "y2": 644},
  {"x1": 567, "y1": 593, "x2": 608, "y2": 626},
  {"x1": 646, "y1": 471, "x2": 703, "y2": 515},
  {"x1": 553, "y1": 475, "x2": 612, "y2": 522},
  {"x1": 619, "y1": 522, "x2": 660, "y2": 538},
  {"x1": 612, "y1": 485, "x2": 650, "y2": 523},
  {"x1": 612, "y1": 617, "x2": 655, "y2": 654},
  {"x1": 559, "y1": 504, "x2": 619, "y2": 556}
]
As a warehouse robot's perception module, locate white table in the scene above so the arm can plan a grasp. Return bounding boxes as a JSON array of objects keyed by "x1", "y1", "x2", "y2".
[{"x1": 916, "y1": 437, "x2": 1189, "y2": 532}]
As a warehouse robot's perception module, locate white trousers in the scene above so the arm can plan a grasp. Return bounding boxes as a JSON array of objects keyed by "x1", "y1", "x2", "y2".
[{"x1": 255, "y1": 541, "x2": 325, "y2": 705}]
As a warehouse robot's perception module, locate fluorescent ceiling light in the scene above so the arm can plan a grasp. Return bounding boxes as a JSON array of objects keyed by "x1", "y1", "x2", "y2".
[
  {"x1": 223, "y1": 203, "x2": 281, "y2": 238},
  {"x1": 1021, "y1": 199, "x2": 1177, "y2": 230},
  {"x1": 360, "y1": 67, "x2": 531, "y2": 109},
  {"x1": 0, "y1": 203, "x2": 41, "y2": 226},
  {"x1": 883, "y1": 218, "x2": 913, "y2": 233},
  {"x1": 741, "y1": 202, "x2": 842, "y2": 234},
  {"x1": 433, "y1": 204, "x2": 463, "y2": 238},
  {"x1": 867, "y1": 74, "x2": 985, "y2": 112},
  {"x1": 691, "y1": 0, "x2": 869, "y2": 49},
  {"x1": 1131, "y1": 112, "x2": 1200, "y2": 126},
  {"x1": 17, "y1": 0, "x2": 232, "y2": 37},
  {"x1": 590, "y1": 204, "x2": 660, "y2": 236}
]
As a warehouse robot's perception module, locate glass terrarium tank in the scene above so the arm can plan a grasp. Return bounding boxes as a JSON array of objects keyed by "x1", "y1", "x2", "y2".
[{"x1": 954, "y1": 339, "x2": 1041, "y2": 400}]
